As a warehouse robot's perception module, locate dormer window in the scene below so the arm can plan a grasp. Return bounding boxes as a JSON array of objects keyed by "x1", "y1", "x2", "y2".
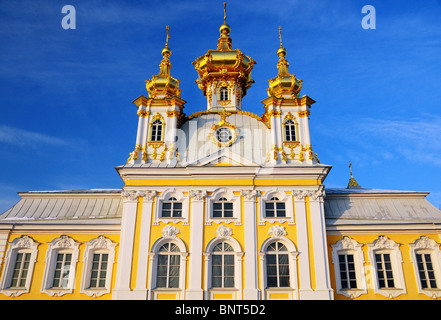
[
  {"x1": 219, "y1": 87, "x2": 228, "y2": 101},
  {"x1": 150, "y1": 120, "x2": 163, "y2": 142}
]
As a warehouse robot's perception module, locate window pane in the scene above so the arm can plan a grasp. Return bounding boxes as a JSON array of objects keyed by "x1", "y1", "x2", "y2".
[
  {"x1": 223, "y1": 254, "x2": 234, "y2": 265},
  {"x1": 224, "y1": 276, "x2": 234, "y2": 288},
  {"x1": 162, "y1": 202, "x2": 171, "y2": 210}
]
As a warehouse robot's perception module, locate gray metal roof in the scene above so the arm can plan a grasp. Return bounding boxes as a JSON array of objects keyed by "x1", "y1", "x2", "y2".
[
  {"x1": 324, "y1": 188, "x2": 441, "y2": 225},
  {"x1": 0, "y1": 189, "x2": 122, "y2": 224}
]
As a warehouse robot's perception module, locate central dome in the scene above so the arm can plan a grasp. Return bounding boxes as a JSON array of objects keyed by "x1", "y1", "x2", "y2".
[{"x1": 192, "y1": 4, "x2": 256, "y2": 111}]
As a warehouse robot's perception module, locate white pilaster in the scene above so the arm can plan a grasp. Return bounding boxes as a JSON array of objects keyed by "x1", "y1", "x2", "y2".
[
  {"x1": 308, "y1": 190, "x2": 334, "y2": 300},
  {"x1": 293, "y1": 191, "x2": 314, "y2": 299},
  {"x1": 132, "y1": 191, "x2": 156, "y2": 300},
  {"x1": 186, "y1": 190, "x2": 207, "y2": 300},
  {"x1": 241, "y1": 190, "x2": 260, "y2": 300},
  {"x1": 113, "y1": 190, "x2": 142, "y2": 300}
]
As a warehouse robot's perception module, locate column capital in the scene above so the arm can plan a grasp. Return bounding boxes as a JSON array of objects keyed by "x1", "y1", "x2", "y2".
[
  {"x1": 241, "y1": 190, "x2": 258, "y2": 202},
  {"x1": 189, "y1": 190, "x2": 207, "y2": 201}
]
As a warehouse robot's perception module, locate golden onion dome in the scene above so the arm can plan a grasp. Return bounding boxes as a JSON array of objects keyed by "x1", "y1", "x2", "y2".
[
  {"x1": 192, "y1": 3, "x2": 256, "y2": 98},
  {"x1": 267, "y1": 26, "x2": 302, "y2": 98},
  {"x1": 146, "y1": 26, "x2": 181, "y2": 99}
]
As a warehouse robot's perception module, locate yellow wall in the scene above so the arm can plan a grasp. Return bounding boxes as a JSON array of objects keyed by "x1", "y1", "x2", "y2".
[
  {"x1": 327, "y1": 233, "x2": 441, "y2": 300},
  {"x1": 0, "y1": 233, "x2": 120, "y2": 300}
]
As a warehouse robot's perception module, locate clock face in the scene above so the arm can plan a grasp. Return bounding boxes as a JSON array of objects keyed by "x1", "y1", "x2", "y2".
[{"x1": 215, "y1": 127, "x2": 233, "y2": 144}]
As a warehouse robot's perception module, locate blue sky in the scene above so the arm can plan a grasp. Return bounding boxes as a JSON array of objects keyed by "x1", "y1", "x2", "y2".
[{"x1": 1, "y1": 0, "x2": 441, "y2": 212}]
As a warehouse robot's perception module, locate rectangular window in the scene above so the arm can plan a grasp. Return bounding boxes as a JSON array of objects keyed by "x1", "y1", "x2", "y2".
[
  {"x1": 375, "y1": 253, "x2": 394, "y2": 288},
  {"x1": 212, "y1": 202, "x2": 233, "y2": 218},
  {"x1": 10, "y1": 252, "x2": 31, "y2": 288},
  {"x1": 212, "y1": 254, "x2": 234, "y2": 288},
  {"x1": 266, "y1": 253, "x2": 290, "y2": 288},
  {"x1": 338, "y1": 254, "x2": 357, "y2": 289},
  {"x1": 89, "y1": 253, "x2": 108, "y2": 288},
  {"x1": 52, "y1": 253, "x2": 72, "y2": 288},
  {"x1": 157, "y1": 254, "x2": 180, "y2": 288},
  {"x1": 416, "y1": 253, "x2": 437, "y2": 289}
]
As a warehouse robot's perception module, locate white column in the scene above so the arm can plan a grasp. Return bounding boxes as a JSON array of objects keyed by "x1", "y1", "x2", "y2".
[
  {"x1": 241, "y1": 190, "x2": 260, "y2": 300},
  {"x1": 132, "y1": 191, "x2": 156, "y2": 300},
  {"x1": 308, "y1": 190, "x2": 334, "y2": 300},
  {"x1": 186, "y1": 190, "x2": 207, "y2": 300},
  {"x1": 113, "y1": 190, "x2": 141, "y2": 300},
  {"x1": 293, "y1": 190, "x2": 314, "y2": 299}
]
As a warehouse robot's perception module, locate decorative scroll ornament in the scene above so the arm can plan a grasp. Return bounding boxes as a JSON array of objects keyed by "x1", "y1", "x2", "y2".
[
  {"x1": 373, "y1": 236, "x2": 396, "y2": 249},
  {"x1": 268, "y1": 225, "x2": 287, "y2": 238},
  {"x1": 162, "y1": 225, "x2": 180, "y2": 239},
  {"x1": 414, "y1": 236, "x2": 438, "y2": 249},
  {"x1": 215, "y1": 225, "x2": 233, "y2": 239}
]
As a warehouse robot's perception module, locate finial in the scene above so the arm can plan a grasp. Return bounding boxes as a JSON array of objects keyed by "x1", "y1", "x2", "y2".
[
  {"x1": 224, "y1": 2, "x2": 227, "y2": 24},
  {"x1": 165, "y1": 25, "x2": 170, "y2": 48},
  {"x1": 279, "y1": 26, "x2": 283, "y2": 48},
  {"x1": 162, "y1": 25, "x2": 172, "y2": 58},
  {"x1": 347, "y1": 161, "x2": 362, "y2": 189}
]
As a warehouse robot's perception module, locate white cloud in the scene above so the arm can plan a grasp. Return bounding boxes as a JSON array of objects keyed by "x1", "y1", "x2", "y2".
[{"x1": 0, "y1": 125, "x2": 66, "y2": 147}]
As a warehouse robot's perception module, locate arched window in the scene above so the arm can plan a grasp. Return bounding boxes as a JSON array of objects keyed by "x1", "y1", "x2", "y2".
[
  {"x1": 211, "y1": 242, "x2": 235, "y2": 288},
  {"x1": 284, "y1": 119, "x2": 296, "y2": 142},
  {"x1": 265, "y1": 197, "x2": 286, "y2": 218},
  {"x1": 156, "y1": 243, "x2": 180, "y2": 288},
  {"x1": 161, "y1": 197, "x2": 182, "y2": 218},
  {"x1": 213, "y1": 197, "x2": 233, "y2": 218},
  {"x1": 150, "y1": 120, "x2": 163, "y2": 142},
  {"x1": 219, "y1": 87, "x2": 228, "y2": 101},
  {"x1": 266, "y1": 241, "x2": 290, "y2": 288}
]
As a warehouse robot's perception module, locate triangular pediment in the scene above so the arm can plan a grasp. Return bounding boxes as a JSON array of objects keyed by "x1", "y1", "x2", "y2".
[{"x1": 186, "y1": 148, "x2": 260, "y2": 167}]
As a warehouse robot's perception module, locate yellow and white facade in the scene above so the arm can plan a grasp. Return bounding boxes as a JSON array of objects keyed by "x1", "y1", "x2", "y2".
[{"x1": 1, "y1": 7, "x2": 441, "y2": 300}]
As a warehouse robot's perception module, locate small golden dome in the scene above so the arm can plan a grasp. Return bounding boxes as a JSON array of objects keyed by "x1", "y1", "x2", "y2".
[
  {"x1": 219, "y1": 23, "x2": 231, "y2": 35},
  {"x1": 267, "y1": 26, "x2": 302, "y2": 99},
  {"x1": 277, "y1": 46, "x2": 287, "y2": 57},
  {"x1": 161, "y1": 46, "x2": 172, "y2": 58},
  {"x1": 145, "y1": 26, "x2": 181, "y2": 99}
]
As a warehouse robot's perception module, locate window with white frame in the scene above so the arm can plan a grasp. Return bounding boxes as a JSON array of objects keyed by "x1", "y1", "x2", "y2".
[
  {"x1": 80, "y1": 236, "x2": 116, "y2": 298},
  {"x1": 409, "y1": 236, "x2": 441, "y2": 298},
  {"x1": 0, "y1": 235, "x2": 39, "y2": 297},
  {"x1": 265, "y1": 197, "x2": 286, "y2": 218},
  {"x1": 415, "y1": 253, "x2": 437, "y2": 289},
  {"x1": 204, "y1": 233, "x2": 243, "y2": 299},
  {"x1": 284, "y1": 119, "x2": 296, "y2": 142},
  {"x1": 89, "y1": 252, "x2": 109, "y2": 289},
  {"x1": 150, "y1": 120, "x2": 163, "y2": 142},
  {"x1": 219, "y1": 87, "x2": 228, "y2": 101},
  {"x1": 211, "y1": 242, "x2": 235, "y2": 288},
  {"x1": 41, "y1": 235, "x2": 80, "y2": 297},
  {"x1": 259, "y1": 190, "x2": 294, "y2": 225},
  {"x1": 374, "y1": 253, "x2": 395, "y2": 289},
  {"x1": 206, "y1": 189, "x2": 240, "y2": 224},
  {"x1": 155, "y1": 189, "x2": 189, "y2": 225},
  {"x1": 156, "y1": 242, "x2": 181, "y2": 288},
  {"x1": 161, "y1": 197, "x2": 183, "y2": 218},
  {"x1": 10, "y1": 252, "x2": 31, "y2": 288},
  {"x1": 265, "y1": 241, "x2": 290, "y2": 287},
  {"x1": 259, "y1": 236, "x2": 299, "y2": 299},
  {"x1": 338, "y1": 253, "x2": 357, "y2": 289},
  {"x1": 331, "y1": 236, "x2": 367, "y2": 298},
  {"x1": 213, "y1": 197, "x2": 233, "y2": 218},
  {"x1": 367, "y1": 236, "x2": 406, "y2": 298}
]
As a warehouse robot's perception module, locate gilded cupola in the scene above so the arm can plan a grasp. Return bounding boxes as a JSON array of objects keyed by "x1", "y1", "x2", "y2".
[
  {"x1": 267, "y1": 26, "x2": 303, "y2": 99},
  {"x1": 145, "y1": 26, "x2": 182, "y2": 99},
  {"x1": 193, "y1": 3, "x2": 256, "y2": 111}
]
